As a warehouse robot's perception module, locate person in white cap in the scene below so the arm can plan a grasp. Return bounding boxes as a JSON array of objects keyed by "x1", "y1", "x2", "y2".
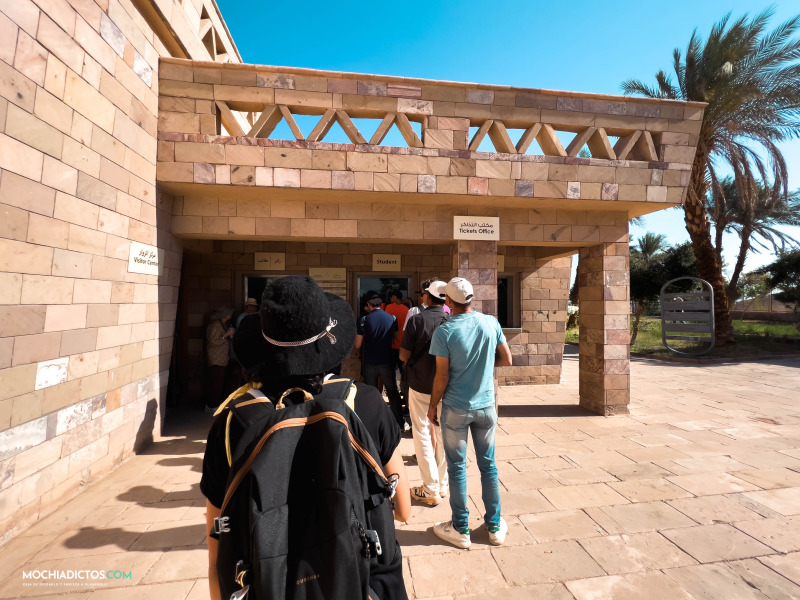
[
  {"x1": 427, "y1": 277, "x2": 512, "y2": 549},
  {"x1": 399, "y1": 280, "x2": 450, "y2": 505},
  {"x1": 236, "y1": 297, "x2": 259, "y2": 327}
]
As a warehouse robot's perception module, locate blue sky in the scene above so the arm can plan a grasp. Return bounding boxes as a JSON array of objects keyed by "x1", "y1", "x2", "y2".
[{"x1": 217, "y1": 0, "x2": 800, "y2": 275}]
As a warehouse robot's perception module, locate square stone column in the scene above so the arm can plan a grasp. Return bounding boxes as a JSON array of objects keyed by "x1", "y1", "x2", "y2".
[
  {"x1": 453, "y1": 240, "x2": 497, "y2": 315},
  {"x1": 577, "y1": 241, "x2": 630, "y2": 415}
]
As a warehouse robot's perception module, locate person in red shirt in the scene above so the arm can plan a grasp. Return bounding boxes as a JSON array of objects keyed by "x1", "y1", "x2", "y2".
[{"x1": 385, "y1": 290, "x2": 410, "y2": 429}]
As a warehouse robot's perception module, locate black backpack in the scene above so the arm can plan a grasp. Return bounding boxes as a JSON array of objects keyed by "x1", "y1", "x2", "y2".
[{"x1": 211, "y1": 379, "x2": 403, "y2": 600}]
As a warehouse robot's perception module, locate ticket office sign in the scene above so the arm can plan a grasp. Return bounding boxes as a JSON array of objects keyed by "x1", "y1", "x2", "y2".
[{"x1": 453, "y1": 216, "x2": 499, "y2": 240}]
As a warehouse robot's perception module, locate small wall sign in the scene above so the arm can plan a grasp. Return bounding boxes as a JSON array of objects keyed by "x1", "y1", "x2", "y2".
[
  {"x1": 128, "y1": 242, "x2": 163, "y2": 275},
  {"x1": 309, "y1": 267, "x2": 347, "y2": 296},
  {"x1": 372, "y1": 254, "x2": 401, "y2": 272},
  {"x1": 309, "y1": 267, "x2": 346, "y2": 282},
  {"x1": 254, "y1": 252, "x2": 285, "y2": 270},
  {"x1": 453, "y1": 216, "x2": 499, "y2": 240}
]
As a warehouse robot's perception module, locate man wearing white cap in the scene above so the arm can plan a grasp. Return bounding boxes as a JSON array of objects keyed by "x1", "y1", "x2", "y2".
[
  {"x1": 399, "y1": 280, "x2": 450, "y2": 506},
  {"x1": 236, "y1": 297, "x2": 259, "y2": 327},
  {"x1": 427, "y1": 277, "x2": 512, "y2": 549}
]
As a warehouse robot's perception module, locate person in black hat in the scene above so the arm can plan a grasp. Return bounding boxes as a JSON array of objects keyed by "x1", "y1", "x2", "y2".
[{"x1": 201, "y1": 276, "x2": 410, "y2": 600}]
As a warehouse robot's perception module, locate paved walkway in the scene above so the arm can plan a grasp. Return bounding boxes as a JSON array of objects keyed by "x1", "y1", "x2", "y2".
[{"x1": 1, "y1": 354, "x2": 799, "y2": 599}]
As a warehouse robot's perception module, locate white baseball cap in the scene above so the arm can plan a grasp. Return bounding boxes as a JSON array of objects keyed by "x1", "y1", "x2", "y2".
[
  {"x1": 425, "y1": 280, "x2": 448, "y2": 300},
  {"x1": 445, "y1": 277, "x2": 474, "y2": 304}
]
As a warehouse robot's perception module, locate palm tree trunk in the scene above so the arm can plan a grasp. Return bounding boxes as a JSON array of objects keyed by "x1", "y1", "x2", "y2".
[
  {"x1": 683, "y1": 150, "x2": 735, "y2": 346},
  {"x1": 713, "y1": 217, "x2": 724, "y2": 270},
  {"x1": 726, "y1": 229, "x2": 753, "y2": 331},
  {"x1": 630, "y1": 301, "x2": 645, "y2": 346},
  {"x1": 726, "y1": 227, "x2": 752, "y2": 304}
]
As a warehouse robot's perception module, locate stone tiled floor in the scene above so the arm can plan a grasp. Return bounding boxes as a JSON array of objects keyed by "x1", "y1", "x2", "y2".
[{"x1": 1, "y1": 353, "x2": 799, "y2": 599}]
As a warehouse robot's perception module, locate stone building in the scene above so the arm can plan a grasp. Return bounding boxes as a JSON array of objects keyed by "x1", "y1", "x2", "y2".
[{"x1": 0, "y1": 0, "x2": 703, "y2": 543}]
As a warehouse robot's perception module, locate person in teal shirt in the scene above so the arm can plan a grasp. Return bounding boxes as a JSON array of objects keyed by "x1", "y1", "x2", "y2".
[
  {"x1": 428, "y1": 277, "x2": 512, "y2": 549},
  {"x1": 236, "y1": 297, "x2": 259, "y2": 327}
]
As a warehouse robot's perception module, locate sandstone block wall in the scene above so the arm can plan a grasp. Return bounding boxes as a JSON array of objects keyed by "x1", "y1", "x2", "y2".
[
  {"x1": 0, "y1": 0, "x2": 238, "y2": 544},
  {"x1": 500, "y1": 249, "x2": 573, "y2": 385},
  {"x1": 156, "y1": 59, "x2": 704, "y2": 212}
]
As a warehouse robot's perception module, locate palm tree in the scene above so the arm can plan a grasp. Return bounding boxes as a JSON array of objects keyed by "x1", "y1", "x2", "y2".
[
  {"x1": 708, "y1": 178, "x2": 800, "y2": 303},
  {"x1": 636, "y1": 232, "x2": 668, "y2": 260},
  {"x1": 629, "y1": 233, "x2": 668, "y2": 345},
  {"x1": 621, "y1": 9, "x2": 800, "y2": 345}
]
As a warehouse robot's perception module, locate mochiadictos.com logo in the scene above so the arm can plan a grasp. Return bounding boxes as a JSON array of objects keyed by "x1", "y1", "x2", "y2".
[{"x1": 22, "y1": 569, "x2": 132, "y2": 586}]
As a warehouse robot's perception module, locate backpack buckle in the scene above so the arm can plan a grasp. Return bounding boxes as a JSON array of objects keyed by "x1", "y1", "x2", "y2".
[
  {"x1": 364, "y1": 529, "x2": 382, "y2": 557},
  {"x1": 386, "y1": 473, "x2": 399, "y2": 499},
  {"x1": 213, "y1": 516, "x2": 231, "y2": 534}
]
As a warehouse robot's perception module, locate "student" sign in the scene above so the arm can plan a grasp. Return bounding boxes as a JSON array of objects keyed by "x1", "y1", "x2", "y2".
[{"x1": 372, "y1": 254, "x2": 401, "y2": 271}]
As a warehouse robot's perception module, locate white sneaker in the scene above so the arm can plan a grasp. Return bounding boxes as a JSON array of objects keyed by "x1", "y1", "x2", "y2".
[
  {"x1": 433, "y1": 521, "x2": 470, "y2": 549},
  {"x1": 487, "y1": 517, "x2": 508, "y2": 546},
  {"x1": 411, "y1": 486, "x2": 441, "y2": 506}
]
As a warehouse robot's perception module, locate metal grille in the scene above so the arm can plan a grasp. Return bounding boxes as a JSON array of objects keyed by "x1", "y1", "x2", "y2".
[{"x1": 660, "y1": 277, "x2": 715, "y2": 356}]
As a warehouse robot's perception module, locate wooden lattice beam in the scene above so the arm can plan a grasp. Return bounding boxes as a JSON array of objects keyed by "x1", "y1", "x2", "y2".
[
  {"x1": 307, "y1": 109, "x2": 337, "y2": 142},
  {"x1": 216, "y1": 101, "x2": 244, "y2": 136},
  {"x1": 515, "y1": 123, "x2": 541, "y2": 154},
  {"x1": 394, "y1": 113, "x2": 423, "y2": 148},
  {"x1": 469, "y1": 120, "x2": 493, "y2": 151},
  {"x1": 279, "y1": 106, "x2": 304, "y2": 141},
  {"x1": 632, "y1": 130, "x2": 658, "y2": 161},
  {"x1": 488, "y1": 121, "x2": 516, "y2": 154},
  {"x1": 247, "y1": 105, "x2": 281, "y2": 138},
  {"x1": 587, "y1": 128, "x2": 616, "y2": 160},
  {"x1": 335, "y1": 111, "x2": 367, "y2": 144},
  {"x1": 613, "y1": 131, "x2": 641, "y2": 160},
  {"x1": 566, "y1": 127, "x2": 597, "y2": 157},
  {"x1": 370, "y1": 114, "x2": 396, "y2": 145},
  {"x1": 536, "y1": 124, "x2": 566, "y2": 157}
]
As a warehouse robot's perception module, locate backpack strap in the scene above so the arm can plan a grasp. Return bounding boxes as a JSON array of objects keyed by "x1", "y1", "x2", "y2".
[
  {"x1": 213, "y1": 382, "x2": 265, "y2": 417},
  {"x1": 221, "y1": 409, "x2": 389, "y2": 513},
  {"x1": 275, "y1": 387, "x2": 314, "y2": 408},
  {"x1": 224, "y1": 388, "x2": 273, "y2": 468}
]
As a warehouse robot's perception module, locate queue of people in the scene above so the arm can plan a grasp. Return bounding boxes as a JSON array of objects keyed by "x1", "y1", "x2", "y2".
[{"x1": 201, "y1": 275, "x2": 511, "y2": 599}]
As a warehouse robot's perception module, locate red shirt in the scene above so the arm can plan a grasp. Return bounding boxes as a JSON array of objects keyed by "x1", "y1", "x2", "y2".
[{"x1": 385, "y1": 303, "x2": 409, "y2": 349}]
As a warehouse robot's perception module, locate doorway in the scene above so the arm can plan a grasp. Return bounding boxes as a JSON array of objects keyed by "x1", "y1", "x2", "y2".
[{"x1": 356, "y1": 275, "x2": 412, "y2": 316}]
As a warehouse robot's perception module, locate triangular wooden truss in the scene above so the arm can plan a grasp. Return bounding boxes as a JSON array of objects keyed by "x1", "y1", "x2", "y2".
[
  {"x1": 215, "y1": 101, "x2": 423, "y2": 147},
  {"x1": 217, "y1": 100, "x2": 660, "y2": 160},
  {"x1": 467, "y1": 120, "x2": 659, "y2": 161}
]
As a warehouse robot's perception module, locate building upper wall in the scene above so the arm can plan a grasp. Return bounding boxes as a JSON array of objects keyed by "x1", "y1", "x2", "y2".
[
  {"x1": 131, "y1": 0, "x2": 241, "y2": 63},
  {"x1": 156, "y1": 58, "x2": 704, "y2": 220}
]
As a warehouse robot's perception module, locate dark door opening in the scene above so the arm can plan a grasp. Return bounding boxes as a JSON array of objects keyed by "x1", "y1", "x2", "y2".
[{"x1": 356, "y1": 276, "x2": 411, "y2": 316}]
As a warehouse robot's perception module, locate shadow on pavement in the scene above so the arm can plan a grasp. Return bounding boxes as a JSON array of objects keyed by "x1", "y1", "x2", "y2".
[{"x1": 497, "y1": 404, "x2": 595, "y2": 418}]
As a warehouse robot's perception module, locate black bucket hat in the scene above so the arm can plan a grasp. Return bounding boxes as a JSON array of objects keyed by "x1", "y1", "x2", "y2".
[{"x1": 233, "y1": 276, "x2": 355, "y2": 379}]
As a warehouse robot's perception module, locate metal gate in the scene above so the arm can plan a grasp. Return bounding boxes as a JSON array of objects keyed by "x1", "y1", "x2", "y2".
[{"x1": 660, "y1": 277, "x2": 715, "y2": 355}]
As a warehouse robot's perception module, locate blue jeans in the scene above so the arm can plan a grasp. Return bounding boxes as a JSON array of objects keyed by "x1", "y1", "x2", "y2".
[
  {"x1": 441, "y1": 403, "x2": 501, "y2": 531},
  {"x1": 362, "y1": 363, "x2": 405, "y2": 428}
]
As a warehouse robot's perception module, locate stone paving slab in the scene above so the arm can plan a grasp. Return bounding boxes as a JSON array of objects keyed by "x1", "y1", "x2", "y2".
[{"x1": 0, "y1": 355, "x2": 798, "y2": 599}]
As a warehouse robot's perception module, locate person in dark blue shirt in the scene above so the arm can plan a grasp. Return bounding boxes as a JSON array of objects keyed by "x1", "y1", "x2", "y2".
[{"x1": 355, "y1": 293, "x2": 405, "y2": 429}]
